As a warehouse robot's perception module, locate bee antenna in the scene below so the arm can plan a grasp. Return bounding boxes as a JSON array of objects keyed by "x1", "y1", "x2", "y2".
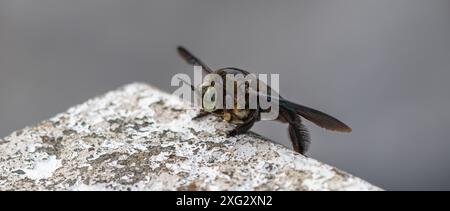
[{"x1": 177, "y1": 76, "x2": 196, "y2": 92}]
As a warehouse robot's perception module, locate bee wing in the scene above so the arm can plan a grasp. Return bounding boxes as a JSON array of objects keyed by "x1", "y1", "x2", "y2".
[
  {"x1": 280, "y1": 99, "x2": 352, "y2": 132},
  {"x1": 253, "y1": 87, "x2": 351, "y2": 132},
  {"x1": 177, "y1": 46, "x2": 213, "y2": 73}
]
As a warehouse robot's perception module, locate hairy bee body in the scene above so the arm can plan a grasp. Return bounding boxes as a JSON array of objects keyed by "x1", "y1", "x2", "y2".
[{"x1": 205, "y1": 67, "x2": 259, "y2": 125}]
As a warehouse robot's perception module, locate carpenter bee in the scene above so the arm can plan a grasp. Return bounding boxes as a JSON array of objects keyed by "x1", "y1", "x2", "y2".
[{"x1": 177, "y1": 46, "x2": 351, "y2": 155}]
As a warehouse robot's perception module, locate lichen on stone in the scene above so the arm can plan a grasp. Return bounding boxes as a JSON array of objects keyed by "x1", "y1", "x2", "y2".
[{"x1": 0, "y1": 83, "x2": 380, "y2": 191}]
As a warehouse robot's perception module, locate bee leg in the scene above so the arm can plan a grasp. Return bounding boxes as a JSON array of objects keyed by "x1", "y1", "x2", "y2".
[
  {"x1": 192, "y1": 111, "x2": 210, "y2": 120},
  {"x1": 288, "y1": 124, "x2": 310, "y2": 155},
  {"x1": 281, "y1": 109, "x2": 310, "y2": 155},
  {"x1": 226, "y1": 120, "x2": 255, "y2": 137}
]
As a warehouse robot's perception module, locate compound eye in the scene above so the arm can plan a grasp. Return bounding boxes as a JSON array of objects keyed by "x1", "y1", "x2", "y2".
[{"x1": 203, "y1": 87, "x2": 217, "y2": 112}]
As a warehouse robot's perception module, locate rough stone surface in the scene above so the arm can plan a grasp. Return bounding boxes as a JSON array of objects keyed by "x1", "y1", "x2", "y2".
[{"x1": 0, "y1": 83, "x2": 380, "y2": 191}]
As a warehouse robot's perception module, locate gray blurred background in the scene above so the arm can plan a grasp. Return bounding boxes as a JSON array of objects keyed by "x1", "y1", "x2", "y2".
[{"x1": 1, "y1": 0, "x2": 449, "y2": 190}]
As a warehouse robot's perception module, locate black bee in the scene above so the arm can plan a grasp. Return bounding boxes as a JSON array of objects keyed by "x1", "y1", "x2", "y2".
[{"x1": 177, "y1": 46, "x2": 351, "y2": 155}]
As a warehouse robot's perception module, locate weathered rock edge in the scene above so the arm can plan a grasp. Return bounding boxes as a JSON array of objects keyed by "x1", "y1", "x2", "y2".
[{"x1": 0, "y1": 83, "x2": 380, "y2": 191}]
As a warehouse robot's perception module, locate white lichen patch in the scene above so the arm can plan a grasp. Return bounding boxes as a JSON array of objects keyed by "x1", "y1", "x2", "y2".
[
  {"x1": 0, "y1": 82, "x2": 381, "y2": 191},
  {"x1": 24, "y1": 156, "x2": 61, "y2": 180}
]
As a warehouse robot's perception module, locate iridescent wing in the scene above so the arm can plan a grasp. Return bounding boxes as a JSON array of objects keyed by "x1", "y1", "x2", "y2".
[
  {"x1": 252, "y1": 89, "x2": 351, "y2": 132},
  {"x1": 280, "y1": 99, "x2": 352, "y2": 132}
]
